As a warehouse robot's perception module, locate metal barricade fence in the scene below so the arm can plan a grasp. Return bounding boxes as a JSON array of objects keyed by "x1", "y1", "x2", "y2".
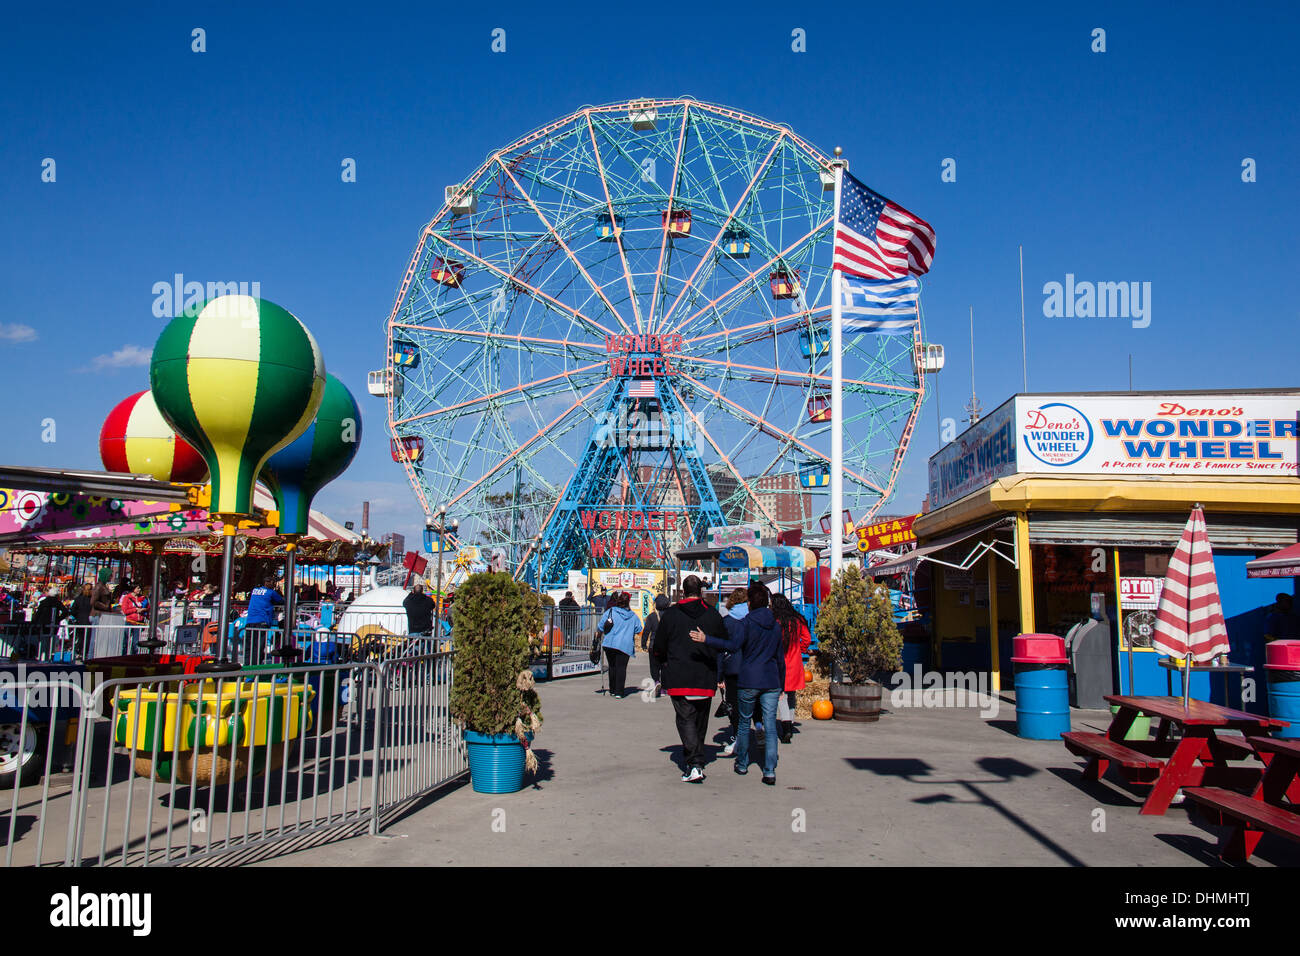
[
  {"x1": 2, "y1": 622, "x2": 151, "y2": 662},
  {"x1": 370, "y1": 652, "x2": 464, "y2": 815},
  {"x1": 2, "y1": 649, "x2": 465, "y2": 867},
  {"x1": 543, "y1": 605, "x2": 603, "y2": 657},
  {"x1": 2, "y1": 664, "x2": 89, "y2": 867}
]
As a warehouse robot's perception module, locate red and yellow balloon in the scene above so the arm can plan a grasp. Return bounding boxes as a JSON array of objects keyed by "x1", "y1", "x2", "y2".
[{"x1": 99, "y1": 390, "x2": 209, "y2": 483}]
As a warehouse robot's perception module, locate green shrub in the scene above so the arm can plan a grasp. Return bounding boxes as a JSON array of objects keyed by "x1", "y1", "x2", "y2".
[
  {"x1": 449, "y1": 572, "x2": 543, "y2": 738},
  {"x1": 813, "y1": 564, "x2": 902, "y2": 683}
]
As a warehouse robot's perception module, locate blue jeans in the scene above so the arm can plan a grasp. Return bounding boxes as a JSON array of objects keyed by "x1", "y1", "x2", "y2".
[{"x1": 736, "y1": 688, "x2": 781, "y2": 775}]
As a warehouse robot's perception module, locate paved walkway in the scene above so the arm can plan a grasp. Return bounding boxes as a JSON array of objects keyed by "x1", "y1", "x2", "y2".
[{"x1": 265, "y1": 655, "x2": 1299, "y2": 866}]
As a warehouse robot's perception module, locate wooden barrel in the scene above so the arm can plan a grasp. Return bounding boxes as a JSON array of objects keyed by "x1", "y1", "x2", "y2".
[{"x1": 829, "y1": 681, "x2": 883, "y2": 722}]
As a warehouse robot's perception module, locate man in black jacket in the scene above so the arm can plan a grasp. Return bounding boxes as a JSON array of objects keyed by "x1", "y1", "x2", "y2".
[
  {"x1": 653, "y1": 575, "x2": 726, "y2": 783},
  {"x1": 403, "y1": 582, "x2": 435, "y2": 635}
]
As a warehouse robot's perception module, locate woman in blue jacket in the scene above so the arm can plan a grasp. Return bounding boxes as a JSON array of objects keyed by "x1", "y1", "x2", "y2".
[
  {"x1": 599, "y1": 590, "x2": 639, "y2": 699},
  {"x1": 692, "y1": 581, "x2": 785, "y2": 784}
]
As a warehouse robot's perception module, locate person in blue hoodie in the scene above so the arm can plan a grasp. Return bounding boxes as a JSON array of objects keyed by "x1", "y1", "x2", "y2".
[
  {"x1": 598, "y1": 590, "x2": 639, "y2": 699},
  {"x1": 717, "y1": 588, "x2": 749, "y2": 755},
  {"x1": 693, "y1": 581, "x2": 784, "y2": 784}
]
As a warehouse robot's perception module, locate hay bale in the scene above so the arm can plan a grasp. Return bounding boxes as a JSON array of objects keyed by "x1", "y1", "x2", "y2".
[{"x1": 795, "y1": 677, "x2": 831, "y2": 719}]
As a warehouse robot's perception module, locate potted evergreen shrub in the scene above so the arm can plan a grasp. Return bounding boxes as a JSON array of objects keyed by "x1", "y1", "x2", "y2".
[
  {"x1": 814, "y1": 565, "x2": 903, "y2": 722},
  {"x1": 449, "y1": 572, "x2": 544, "y2": 793}
]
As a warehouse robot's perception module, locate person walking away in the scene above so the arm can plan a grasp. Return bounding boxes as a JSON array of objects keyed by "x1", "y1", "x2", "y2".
[
  {"x1": 717, "y1": 588, "x2": 749, "y2": 754},
  {"x1": 403, "y1": 582, "x2": 435, "y2": 635},
  {"x1": 558, "y1": 590, "x2": 580, "y2": 648},
  {"x1": 598, "y1": 591, "x2": 638, "y2": 698},
  {"x1": 772, "y1": 594, "x2": 812, "y2": 744},
  {"x1": 694, "y1": 582, "x2": 783, "y2": 785},
  {"x1": 641, "y1": 594, "x2": 669, "y2": 697},
  {"x1": 654, "y1": 575, "x2": 725, "y2": 783}
]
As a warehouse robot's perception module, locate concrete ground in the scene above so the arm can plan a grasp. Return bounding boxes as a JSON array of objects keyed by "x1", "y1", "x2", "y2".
[{"x1": 263, "y1": 654, "x2": 1300, "y2": 867}]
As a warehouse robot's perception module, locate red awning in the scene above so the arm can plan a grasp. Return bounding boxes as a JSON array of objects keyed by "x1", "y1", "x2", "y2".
[{"x1": 1246, "y1": 542, "x2": 1300, "y2": 578}]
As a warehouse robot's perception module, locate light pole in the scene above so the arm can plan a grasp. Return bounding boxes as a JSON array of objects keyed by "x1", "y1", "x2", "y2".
[
  {"x1": 427, "y1": 506, "x2": 458, "y2": 636},
  {"x1": 531, "y1": 535, "x2": 550, "y2": 591}
]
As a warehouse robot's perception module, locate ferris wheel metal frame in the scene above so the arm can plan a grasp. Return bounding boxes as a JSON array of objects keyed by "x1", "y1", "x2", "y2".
[{"x1": 378, "y1": 97, "x2": 928, "y2": 588}]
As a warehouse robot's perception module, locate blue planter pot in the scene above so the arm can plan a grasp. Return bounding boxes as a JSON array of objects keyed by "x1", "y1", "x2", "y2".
[{"x1": 464, "y1": 730, "x2": 531, "y2": 793}]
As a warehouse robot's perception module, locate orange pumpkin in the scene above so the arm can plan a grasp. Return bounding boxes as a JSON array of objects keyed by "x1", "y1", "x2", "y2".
[
  {"x1": 811, "y1": 699, "x2": 834, "y2": 720},
  {"x1": 547, "y1": 627, "x2": 565, "y2": 652},
  {"x1": 803, "y1": 666, "x2": 814, "y2": 683}
]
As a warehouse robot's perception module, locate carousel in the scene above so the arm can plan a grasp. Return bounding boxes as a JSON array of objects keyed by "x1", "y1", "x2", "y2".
[{"x1": 1, "y1": 294, "x2": 366, "y2": 788}]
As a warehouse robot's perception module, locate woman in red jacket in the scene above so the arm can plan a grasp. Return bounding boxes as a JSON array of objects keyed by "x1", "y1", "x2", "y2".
[{"x1": 771, "y1": 594, "x2": 812, "y2": 744}]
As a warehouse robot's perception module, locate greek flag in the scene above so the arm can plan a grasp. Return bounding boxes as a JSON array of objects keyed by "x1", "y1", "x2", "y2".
[{"x1": 838, "y1": 275, "x2": 919, "y2": 334}]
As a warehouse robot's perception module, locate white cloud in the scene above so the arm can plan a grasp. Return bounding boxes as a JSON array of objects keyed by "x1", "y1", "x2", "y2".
[
  {"x1": 0, "y1": 323, "x2": 37, "y2": 343},
  {"x1": 88, "y1": 344, "x2": 151, "y2": 370}
]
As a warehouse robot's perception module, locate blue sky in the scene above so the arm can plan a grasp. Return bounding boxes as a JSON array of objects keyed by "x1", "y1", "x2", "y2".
[{"x1": 2, "y1": 1, "x2": 1297, "y2": 543}]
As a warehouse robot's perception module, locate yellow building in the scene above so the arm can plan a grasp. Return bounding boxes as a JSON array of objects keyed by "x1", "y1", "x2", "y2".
[{"x1": 873, "y1": 391, "x2": 1300, "y2": 699}]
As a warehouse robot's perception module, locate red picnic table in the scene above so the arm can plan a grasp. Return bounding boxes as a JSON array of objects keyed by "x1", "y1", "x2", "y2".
[
  {"x1": 1185, "y1": 736, "x2": 1300, "y2": 860},
  {"x1": 1062, "y1": 694, "x2": 1289, "y2": 815}
]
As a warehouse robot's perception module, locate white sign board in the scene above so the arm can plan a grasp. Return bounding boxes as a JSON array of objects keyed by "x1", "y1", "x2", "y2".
[
  {"x1": 1016, "y1": 395, "x2": 1299, "y2": 477},
  {"x1": 929, "y1": 393, "x2": 1300, "y2": 509},
  {"x1": 1120, "y1": 576, "x2": 1164, "y2": 610}
]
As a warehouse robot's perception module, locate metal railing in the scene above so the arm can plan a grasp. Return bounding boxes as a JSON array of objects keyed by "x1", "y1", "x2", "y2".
[
  {"x1": 2, "y1": 622, "x2": 152, "y2": 662},
  {"x1": 541, "y1": 605, "x2": 606, "y2": 657},
  {"x1": 2, "y1": 650, "x2": 464, "y2": 867}
]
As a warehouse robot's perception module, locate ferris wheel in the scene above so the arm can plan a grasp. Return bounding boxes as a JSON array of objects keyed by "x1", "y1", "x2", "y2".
[{"x1": 376, "y1": 98, "x2": 929, "y2": 587}]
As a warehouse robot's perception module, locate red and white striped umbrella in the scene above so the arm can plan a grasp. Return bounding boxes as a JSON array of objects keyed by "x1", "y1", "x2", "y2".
[{"x1": 1151, "y1": 506, "x2": 1230, "y2": 664}]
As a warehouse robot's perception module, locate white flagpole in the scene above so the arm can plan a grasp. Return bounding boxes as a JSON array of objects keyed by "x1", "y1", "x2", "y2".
[{"x1": 830, "y1": 157, "x2": 845, "y2": 578}]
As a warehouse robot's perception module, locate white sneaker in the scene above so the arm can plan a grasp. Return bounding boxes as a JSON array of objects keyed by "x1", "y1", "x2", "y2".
[
  {"x1": 721, "y1": 739, "x2": 736, "y2": 756},
  {"x1": 685, "y1": 766, "x2": 705, "y2": 783}
]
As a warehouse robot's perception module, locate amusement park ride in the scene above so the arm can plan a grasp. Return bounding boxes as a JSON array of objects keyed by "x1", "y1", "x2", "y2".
[{"x1": 377, "y1": 98, "x2": 940, "y2": 589}]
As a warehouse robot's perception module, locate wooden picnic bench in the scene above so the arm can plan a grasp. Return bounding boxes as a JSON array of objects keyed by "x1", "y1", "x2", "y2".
[
  {"x1": 1061, "y1": 695, "x2": 1288, "y2": 815},
  {"x1": 1185, "y1": 735, "x2": 1300, "y2": 861}
]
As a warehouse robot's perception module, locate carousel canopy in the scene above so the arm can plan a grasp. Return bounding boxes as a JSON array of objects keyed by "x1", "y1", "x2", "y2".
[{"x1": 7, "y1": 486, "x2": 361, "y2": 565}]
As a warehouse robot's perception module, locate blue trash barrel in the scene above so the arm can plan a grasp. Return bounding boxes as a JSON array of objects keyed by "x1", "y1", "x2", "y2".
[
  {"x1": 1012, "y1": 634, "x2": 1070, "y2": 740},
  {"x1": 1266, "y1": 640, "x2": 1300, "y2": 739}
]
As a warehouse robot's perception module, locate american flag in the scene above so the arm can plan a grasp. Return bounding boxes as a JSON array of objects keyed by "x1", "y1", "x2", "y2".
[
  {"x1": 833, "y1": 172, "x2": 935, "y2": 280},
  {"x1": 839, "y1": 275, "x2": 919, "y2": 334},
  {"x1": 628, "y1": 379, "x2": 656, "y2": 398}
]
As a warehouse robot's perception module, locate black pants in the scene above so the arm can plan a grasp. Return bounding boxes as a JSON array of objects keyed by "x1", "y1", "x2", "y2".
[
  {"x1": 605, "y1": 648, "x2": 629, "y2": 697},
  {"x1": 647, "y1": 640, "x2": 661, "y2": 684},
  {"x1": 671, "y1": 695, "x2": 711, "y2": 768}
]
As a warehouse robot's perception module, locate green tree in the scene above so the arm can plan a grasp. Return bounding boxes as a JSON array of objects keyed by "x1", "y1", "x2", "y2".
[
  {"x1": 449, "y1": 572, "x2": 544, "y2": 751},
  {"x1": 814, "y1": 564, "x2": 902, "y2": 683}
]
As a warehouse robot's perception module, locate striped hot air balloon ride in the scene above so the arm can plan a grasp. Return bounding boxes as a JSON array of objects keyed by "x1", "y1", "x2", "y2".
[
  {"x1": 260, "y1": 374, "x2": 362, "y2": 535},
  {"x1": 150, "y1": 295, "x2": 326, "y2": 517},
  {"x1": 99, "y1": 390, "x2": 209, "y2": 483}
]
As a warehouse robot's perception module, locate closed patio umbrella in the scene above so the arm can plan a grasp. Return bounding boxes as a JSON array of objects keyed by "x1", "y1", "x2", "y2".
[{"x1": 1152, "y1": 505, "x2": 1230, "y2": 707}]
